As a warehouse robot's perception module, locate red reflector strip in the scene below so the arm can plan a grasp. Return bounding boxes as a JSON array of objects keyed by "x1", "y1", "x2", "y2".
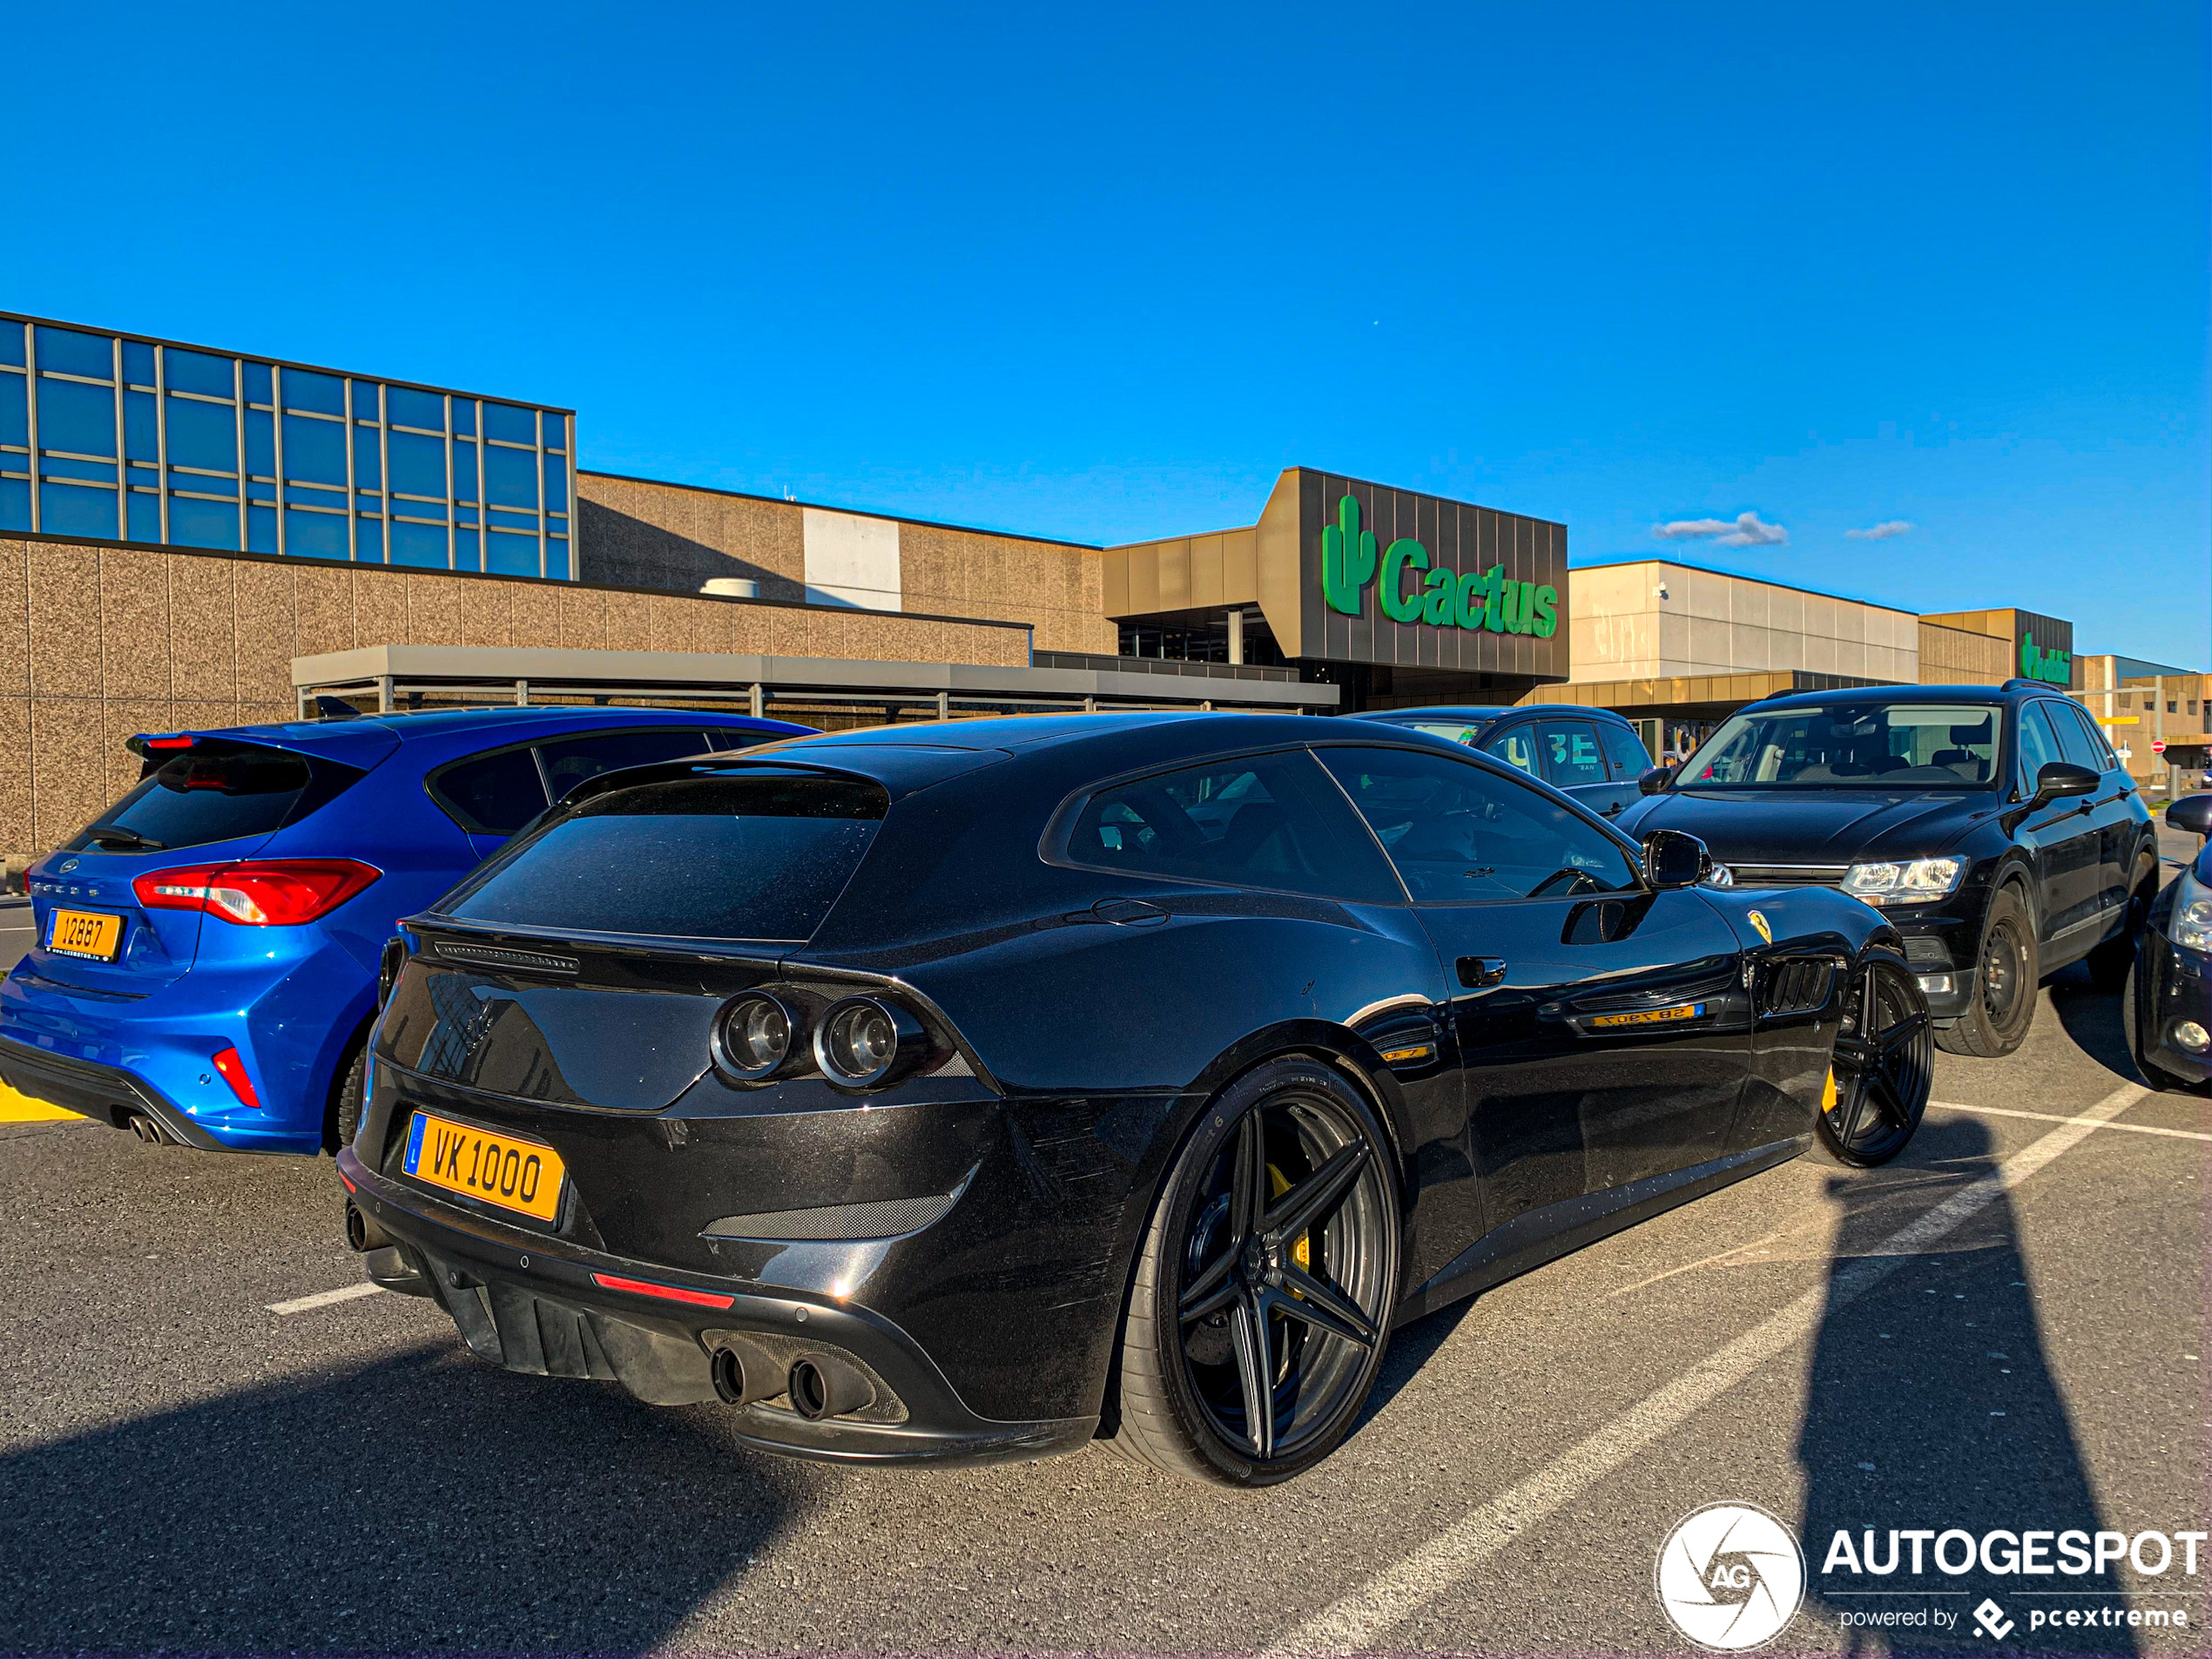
[
  {"x1": 145, "y1": 735, "x2": 196, "y2": 750},
  {"x1": 338, "y1": 1167, "x2": 357, "y2": 1192},
  {"x1": 590, "y1": 1271, "x2": 735, "y2": 1309},
  {"x1": 211, "y1": 1045, "x2": 261, "y2": 1109}
]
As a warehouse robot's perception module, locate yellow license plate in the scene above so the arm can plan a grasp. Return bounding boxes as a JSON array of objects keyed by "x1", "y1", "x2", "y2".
[
  {"x1": 48, "y1": 909, "x2": 124, "y2": 961},
  {"x1": 402, "y1": 1111, "x2": 566, "y2": 1223}
]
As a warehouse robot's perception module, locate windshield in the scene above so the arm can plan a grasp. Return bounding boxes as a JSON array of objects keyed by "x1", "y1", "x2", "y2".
[
  {"x1": 435, "y1": 773, "x2": 888, "y2": 941},
  {"x1": 1681, "y1": 703, "x2": 2001, "y2": 790},
  {"x1": 1386, "y1": 719, "x2": 1491, "y2": 747}
]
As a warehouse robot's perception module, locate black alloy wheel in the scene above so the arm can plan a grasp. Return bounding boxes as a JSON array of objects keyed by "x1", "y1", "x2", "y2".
[
  {"x1": 1113, "y1": 1058, "x2": 1399, "y2": 1487},
  {"x1": 1815, "y1": 954, "x2": 1932, "y2": 1166},
  {"x1": 1935, "y1": 885, "x2": 2040, "y2": 1058}
]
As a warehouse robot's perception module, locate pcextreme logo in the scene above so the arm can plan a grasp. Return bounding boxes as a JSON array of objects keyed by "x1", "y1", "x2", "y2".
[
  {"x1": 2020, "y1": 631, "x2": 2071, "y2": 685},
  {"x1": 1321, "y1": 495, "x2": 1559, "y2": 637}
]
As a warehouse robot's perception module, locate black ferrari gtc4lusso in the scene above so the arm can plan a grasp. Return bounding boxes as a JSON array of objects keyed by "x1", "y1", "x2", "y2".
[{"x1": 336, "y1": 713, "x2": 1930, "y2": 1487}]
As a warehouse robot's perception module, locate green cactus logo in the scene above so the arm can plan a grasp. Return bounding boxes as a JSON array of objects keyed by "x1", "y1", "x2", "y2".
[
  {"x1": 1318, "y1": 491, "x2": 1559, "y2": 637},
  {"x1": 1322, "y1": 495, "x2": 1379, "y2": 615}
]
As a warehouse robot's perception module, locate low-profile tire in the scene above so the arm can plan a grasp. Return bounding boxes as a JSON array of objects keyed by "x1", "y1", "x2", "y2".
[
  {"x1": 2123, "y1": 960, "x2": 2211, "y2": 1097},
  {"x1": 1934, "y1": 884, "x2": 2039, "y2": 1058},
  {"x1": 2087, "y1": 859, "x2": 2158, "y2": 992},
  {"x1": 1811, "y1": 952, "x2": 1932, "y2": 1167},
  {"x1": 327, "y1": 1044, "x2": 367, "y2": 1154},
  {"x1": 1112, "y1": 1057, "x2": 1400, "y2": 1488}
]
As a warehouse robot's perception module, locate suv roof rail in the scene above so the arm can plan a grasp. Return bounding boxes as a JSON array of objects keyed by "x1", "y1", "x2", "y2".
[{"x1": 2001, "y1": 678, "x2": 2047, "y2": 693}]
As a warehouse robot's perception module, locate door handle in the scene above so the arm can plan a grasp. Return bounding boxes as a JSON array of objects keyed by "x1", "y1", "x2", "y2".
[{"x1": 1457, "y1": 955, "x2": 1508, "y2": 988}]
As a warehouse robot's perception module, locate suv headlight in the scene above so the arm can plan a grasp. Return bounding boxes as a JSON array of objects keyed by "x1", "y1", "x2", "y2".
[
  {"x1": 1842, "y1": 857, "x2": 1964, "y2": 905},
  {"x1": 2172, "y1": 868, "x2": 2212, "y2": 953}
]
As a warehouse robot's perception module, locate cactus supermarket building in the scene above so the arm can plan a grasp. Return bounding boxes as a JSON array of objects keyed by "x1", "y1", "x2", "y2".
[{"x1": 0, "y1": 307, "x2": 2147, "y2": 872}]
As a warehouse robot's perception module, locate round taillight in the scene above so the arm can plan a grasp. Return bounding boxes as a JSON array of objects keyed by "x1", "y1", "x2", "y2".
[
  {"x1": 712, "y1": 992, "x2": 797, "y2": 1082},
  {"x1": 813, "y1": 996, "x2": 926, "y2": 1089}
]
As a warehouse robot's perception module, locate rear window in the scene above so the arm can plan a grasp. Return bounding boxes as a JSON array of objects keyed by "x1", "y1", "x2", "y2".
[
  {"x1": 67, "y1": 742, "x2": 365, "y2": 853},
  {"x1": 435, "y1": 773, "x2": 888, "y2": 941}
]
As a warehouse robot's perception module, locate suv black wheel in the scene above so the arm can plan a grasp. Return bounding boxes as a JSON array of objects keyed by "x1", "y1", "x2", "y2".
[
  {"x1": 2087, "y1": 856, "x2": 2158, "y2": 992},
  {"x1": 1936, "y1": 884, "x2": 2039, "y2": 1058},
  {"x1": 1813, "y1": 954, "x2": 1932, "y2": 1165},
  {"x1": 1112, "y1": 1058, "x2": 1399, "y2": 1487}
]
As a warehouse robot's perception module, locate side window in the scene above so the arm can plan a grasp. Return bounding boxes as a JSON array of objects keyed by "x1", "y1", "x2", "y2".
[
  {"x1": 428, "y1": 747, "x2": 550, "y2": 836},
  {"x1": 1598, "y1": 722, "x2": 1653, "y2": 781},
  {"x1": 1534, "y1": 718, "x2": 1608, "y2": 787},
  {"x1": 2059, "y1": 703, "x2": 2118, "y2": 772},
  {"x1": 2046, "y1": 702, "x2": 2107, "y2": 773},
  {"x1": 1481, "y1": 725, "x2": 1541, "y2": 779},
  {"x1": 536, "y1": 729, "x2": 724, "y2": 805},
  {"x1": 1062, "y1": 750, "x2": 1398, "y2": 901},
  {"x1": 1314, "y1": 746, "x2": 1640, "y2": 902},
  {"x1": 2016, "y1": 704, "x2": 2065, "y2": 792}
]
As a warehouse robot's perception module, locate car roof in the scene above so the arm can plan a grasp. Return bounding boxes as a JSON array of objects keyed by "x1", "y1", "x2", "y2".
[
  {"x1": 1352, "y1": 705, "x2": 1518, "y2": 724},
  {"x1": 135, "y1": 705, "x2": 812, "y2": 769},
  {"x1": 1739, "y1": 683, "x2": 2041, "y2": 713}
]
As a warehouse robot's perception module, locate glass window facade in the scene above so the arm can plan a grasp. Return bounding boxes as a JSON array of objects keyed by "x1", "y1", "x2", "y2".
[{"x1": 0, "y1": 311, "x2": 575, "y2": 577}]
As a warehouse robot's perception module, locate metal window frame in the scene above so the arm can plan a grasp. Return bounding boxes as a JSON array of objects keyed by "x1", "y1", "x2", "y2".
[
  {"x1": 272, "y1": 364, "x2": 287, "y2": 556},
  {"x1": 234, "y1": 357, "x2": 248, "y2": 550},
  {"x1": 153, "y1": 344, "x2": 168, "y2": 543},
  {"x1": 24, "y1": 322, "x2": 40, "y2": 533}
]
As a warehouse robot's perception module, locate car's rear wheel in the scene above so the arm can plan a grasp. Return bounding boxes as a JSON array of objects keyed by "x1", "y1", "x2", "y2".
[
  {"x1": 1813, "y1": 954, "x2": 1932, "y2": 1166},
  {"x1": 1112, "y1": 1058, "x2": 1399, "y2": 1487},
  {"x1": 2087, "y1": 857, "x2": 2158, "y2": 991},
  {"x1": 327, "y1": 1045, "x2": 366, "y2": 1154},
  {"x1": 1935, "y1": 885, "x2": 2039, "y2": 1057}
]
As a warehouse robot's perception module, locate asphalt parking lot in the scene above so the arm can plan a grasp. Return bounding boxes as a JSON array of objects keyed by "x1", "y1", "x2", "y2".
[{"x1": 1, "y1": 844, "x2": 2206, "y2": 1657}]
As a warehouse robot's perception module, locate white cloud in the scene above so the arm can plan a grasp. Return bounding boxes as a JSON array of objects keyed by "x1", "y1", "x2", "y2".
[
  {"x1": 1651, "y1": 511, "x2": 1789, "y2": 547},
  {"x1": 1845, "y1": 520, "x2": 1914, "y2": 540}
]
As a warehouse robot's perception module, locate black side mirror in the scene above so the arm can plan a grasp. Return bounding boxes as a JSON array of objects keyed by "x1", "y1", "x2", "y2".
[
  {"x1": 1642, "y1": 828, "x2": 1712, "y2": 889},
  {"x1": 2030, "y1": 760, "x2": 2100, "y2": 807},
  {"x1": 2168, "y1": 793, "x2": 2212, "y2": 838},
  {"x1": 1639, "y1": 765, "x2": 1677, "y2": 797}
]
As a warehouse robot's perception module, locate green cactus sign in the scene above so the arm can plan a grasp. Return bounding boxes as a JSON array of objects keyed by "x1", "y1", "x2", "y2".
[{"x1": 1321, "y1": 495, "x2": 1558, "y2": 637}]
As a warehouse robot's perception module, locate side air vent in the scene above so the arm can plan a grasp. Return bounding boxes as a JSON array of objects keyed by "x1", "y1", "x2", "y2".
[
  {"x1": 700, "y1": 1190, "x2": 961, "y2": 1242},
  {"x1": 432, "y1": 940, "x2": 581, "y2": 977},
  {"x1": 1758, "y1": 957, "x2": 1835, "y2": 1018}
]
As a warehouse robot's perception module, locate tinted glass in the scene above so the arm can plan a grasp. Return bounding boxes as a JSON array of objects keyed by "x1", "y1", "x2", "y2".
[
  {"x1": 535, "y1": 729, "x2": 720, "y2": 803},
  {"x1": 282, "y1": 413, "x2": 346, "y2": 482},
  {"x1": 1535, "y1": 719, "x2": 1608, "y2": 787},
  {"x1": 483, "y1": 401, "x2": 536, "y2": 443},
  {"x1": 34, "y1": 327, "x2": 113, "y2": 379},
  {"x1": 1481, "y1": 725, "x2": 1540, "y2": 778},
  {"x1": 351, "y1": 381, "x2": 380, "y2": 420},
  {"x1": 449, "y1": 437, "x2": 478, "y2": 500},
  {"x1": 1389, "y1": 718, "x2": 1487, "y2": 746},
  {"x1": 0, "y1": 327, "x2": 24, "y2": 368},
  {"x1": 545, "y1": 536, "x2": 568, "y2": 579},
  {"x1": 352, "y1": 424, "x2": 381, "y2": 489},
  {"x1": 165, "y1": 395, "x2": 237, "y2": 471},
  {"x1": 440, "y1": 775, "x2": 889, "y2": 941},
  {"x1": 1063, "y1": 750, "x2": 1397, "y2": 900},
  {"x1": 284, "y1": 369, "x2": 344, "y2": 415},
  {"x1": 388, "y1": 428, "x2": 445, "y2": 497},
  {"x1": 428, "y1": 746, "x2": 549, "y2": 836},
  {"x1": 167, "y1": 496, "x2": 238, "y2": 550},
  {"x1": 483, "y1": 442, "x2": 537, "y2": 507},
  {"x1": 1684, "y1": 702, "x2": 2002, "y2": 787},
  {"x1": 2018, "y1": 703, "x2": 2065, "y2": 786},
  {"x1": 69, "y1": 743, "x2": 360, "y2": 853},
  {"x1": 1316, "y1": 745, "x2": 1639, "y2": 902},
  {"x1": 165, "y1": 349, "x2": 233, "y2": 399},
  {"x1": 389, "y1": 521, "x2": 449, "y2": 568},
  {"x1": 486, "y1": 529, "x2": 537, "y2": 575},
  {"x1": 240, "y1": 361, "x2": 272, "y2": 404},
  {"x1": 244, "y1": 408, "x2": 275, "y2": 476},
  {"x1": 1598, "y1": 723, "x2": 1651, "y2": 779},
  {"x1": 2049, "y1": 701, "x2": 2109, "y2": 772},
  {"x1": 37, "y1": 377, "x2": 116, "y2": 455},
  {"x1": 285, "y1": 508, "x2": 347, "y2": 559},
  {"x1": 41, "y1": 482, "x2": 118, "y2": 538},
  {"x1": 387, "y1": 386, "x2": 443, "y2": 430},
  {"x1": 122, "y1": 341, "x2": 157, "y2": 387},
  {"x1": 0, "y1": 372, "x2": 24, "y2": 448}
]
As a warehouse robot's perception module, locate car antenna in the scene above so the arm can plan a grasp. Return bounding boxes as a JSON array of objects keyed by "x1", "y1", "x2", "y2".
[{"x1": 314, "y1": 696, "x2": 362, "y2": 721}]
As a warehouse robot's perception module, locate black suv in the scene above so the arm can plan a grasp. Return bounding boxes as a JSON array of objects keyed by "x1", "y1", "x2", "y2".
[
  {"x1": 1347, "y1": 704, "x2": 1655, "y2": 818},
  {"x1": 1617, "y1": 681, "x2": 2158, "y2": 1058}
]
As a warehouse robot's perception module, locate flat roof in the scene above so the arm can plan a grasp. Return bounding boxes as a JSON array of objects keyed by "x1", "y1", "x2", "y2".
[
  {"x1": 1568, "y1": 556, "x2": 1919, "y2": 617},
  {"x1": 293, "y1": 644, "x2": 1339, "y2": 710}
]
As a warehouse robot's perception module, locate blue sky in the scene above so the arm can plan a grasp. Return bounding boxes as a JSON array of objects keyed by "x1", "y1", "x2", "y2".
[{"x1": 10, "y1": 2, "x2": 2207, "y2": 664}]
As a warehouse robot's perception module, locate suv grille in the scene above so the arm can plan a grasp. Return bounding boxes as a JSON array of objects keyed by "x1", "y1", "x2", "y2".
[{"x1": 1731, "y1": 863, "x2": 1851, "y2": 888}]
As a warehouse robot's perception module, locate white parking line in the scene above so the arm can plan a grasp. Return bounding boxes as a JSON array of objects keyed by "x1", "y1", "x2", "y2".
[
  {"x1": 266, "y1": 1282, "x2": 385, "y2": 1315},
  {"x1": 1930, "y1": 1100, "x2": 2212, "y2": 1143},
  {"x1": 1266, "y1": 1082, "x2": 2148, "y2": 1658}
]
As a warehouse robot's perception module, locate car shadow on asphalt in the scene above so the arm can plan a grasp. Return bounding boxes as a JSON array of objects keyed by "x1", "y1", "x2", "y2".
[
  {"x1": 2045, "y1": 969, "x2": 2151, "y2": 1090},
  {"x1": 0, "y1": 1341, "x2": 817, "y2": 1656},
  {"x1": 1797, "y1": 1113, "x2": 2139, "y2": 1657}
]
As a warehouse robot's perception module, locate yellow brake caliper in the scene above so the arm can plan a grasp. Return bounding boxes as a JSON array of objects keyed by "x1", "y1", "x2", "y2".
[
  {"x1": 1267, "y1": 1165, "x2": 1312, "y2": 1274},
  {"x1": 1821, "y1": 1067, "x2": 1839, "y2": 1114}
]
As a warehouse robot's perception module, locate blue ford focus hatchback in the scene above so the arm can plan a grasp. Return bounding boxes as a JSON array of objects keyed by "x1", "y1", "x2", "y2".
[{"x1": 0, "y1": 705, "x2": 810, "y2": 1154}]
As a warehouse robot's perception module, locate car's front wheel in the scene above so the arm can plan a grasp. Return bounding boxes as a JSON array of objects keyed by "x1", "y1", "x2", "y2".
[
  {"x1": 1935, "y1": 885, "x2": 2039, "y2": 1057},
  {"x1": 1813, "y1": 954, "x2": 1932, "y2": 1166},
  {"x1": 1112, "y1": 1058, "x2": 1400, "y2": 1487}
]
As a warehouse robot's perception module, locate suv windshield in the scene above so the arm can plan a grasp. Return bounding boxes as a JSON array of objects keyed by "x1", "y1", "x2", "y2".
[
  {"x1": 66, "y1": 741, "x2": 366, "y2": 853},
  {"x1": 435, "y1": 772, "x2": 889, "y2": 941},
  {"x1": 1682, "y1": 702, "x2": 2002, "y2": 790}
]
